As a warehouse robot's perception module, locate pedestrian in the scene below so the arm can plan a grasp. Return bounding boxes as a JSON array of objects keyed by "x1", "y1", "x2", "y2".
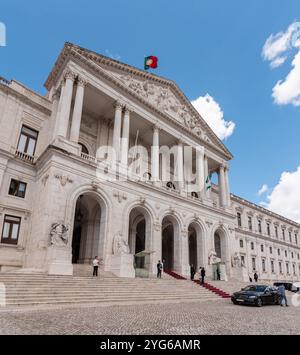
[
  {"x1": 190, "y1": 264, "x2": 196, "y2": 280},
  {"x1": 92, "y1": 256, "x2": 99, "y2": 277},
  {"x1": 216, "y1": 268, "x2": 220, "y2": 281},
  {"x1": 254, "y1": 272, "x2": 258, "y2": 282},
  {"x1": 200, "y1": 267, "x2": 206, "y2": 285},
  {"x1": 157, "y1": 260, "x2": 163, "y2": 279},
  {"x1": 249, "y1": 276, "x2": 253, "y2": 282},
  {"x1": 278, "y1": 284, "x2": 289, "y2": 307}
]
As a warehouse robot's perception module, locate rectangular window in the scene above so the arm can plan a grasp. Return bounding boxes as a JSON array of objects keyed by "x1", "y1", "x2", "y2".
[
  {"x1": 282, "y1": 228, "x2": 285, "y2": 240},
  {"x1": 252, "y1": 257, "x2": 256, "y2": 271},
  {"x1": 291, "y1": 252, "x2": 294, "y2": 259},
  {"x1": 275, "y1": 226, "x2": 278, "y2": 238},
  {"x1": 261, "y1": 244, "x2": 264, "y2": 252},
  {"x1": 240, "y1": 239, "x2": 244, "y2": 248},
  {"x1": 17, "y1": 125, "x2": 38, "y2": 156},
  {"x1": 293, "y1": 264, "x2": 296, "y2": 275},
  {"x1": 286, "y1": 263, "x2": 289, "y2": 275},
  {"x1": 278, "y1": 248, "x2": 280, "y2": 256},
  {"x1": 262, "y1": 259, "x2": 266, "y2": 272},
  {"x1": 241, "y1": 255, "x2": 245, "y2": 266},
  {"x1": 258, "y1": 220, "x2": 262, "y2": 233},
  {"x1": 271, "y1": 260, "x2": 274, "y2": 273},
  {"x1": 1, "y1": 215, "x2": 21, "y2": 245},
  {"x1": 237, "y1": 212, "x2": 242, "y2": 228},
  {"x1": 296, "y1": 234, "x2": 298, "y2": 245},
  {"x1": 248, "y1": 216, "x2": 252, "y2": 231},
  {"x1": 267, "y1": 223, "x2": 270, "y2": 236},
  {"x1": 251, "y1": 242, "x2": 254, "y2": 250},
  {"x1": 279, "y1": 262, "x2": 282, "y2": 274},
  {"x1": 8, "y1": 179, "x2": 27, "y2": 198},
  {"x1": 289, "y1": 232, "x2": 292, "y2": 243},
  {"x1": 269, "y1": 246, "x2": 273, "y2": 254},
  {"x1": 285, "y1": 250, "x2": 287, "y2": 258}
]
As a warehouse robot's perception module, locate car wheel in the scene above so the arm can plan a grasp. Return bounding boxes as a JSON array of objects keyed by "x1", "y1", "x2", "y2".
[
  {"x1": 256, "y1": 298, "x2": 263, "y2": 307},
  {"x1": 232, "y1": 299, "x2": 237, "y2": 305}
]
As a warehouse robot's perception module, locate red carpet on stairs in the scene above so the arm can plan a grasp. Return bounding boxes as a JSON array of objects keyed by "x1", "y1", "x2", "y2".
[{"x1": 164, "y1": 270, "x2": 231, "y2": 299}]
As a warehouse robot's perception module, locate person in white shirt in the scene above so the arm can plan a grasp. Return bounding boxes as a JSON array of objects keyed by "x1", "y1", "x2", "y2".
[{"x1": 92, "y1": 256, "x2": 100, "y2": 277}]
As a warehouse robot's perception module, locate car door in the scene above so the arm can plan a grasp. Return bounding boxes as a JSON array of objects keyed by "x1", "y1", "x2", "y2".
[{"x1": 262, "y1": 287, "x2": 273, "y2": 304}]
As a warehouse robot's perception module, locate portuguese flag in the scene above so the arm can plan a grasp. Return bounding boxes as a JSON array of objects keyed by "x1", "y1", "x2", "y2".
[{"x1": 144, "y1": 56, "x2": 158, "y2": 70}]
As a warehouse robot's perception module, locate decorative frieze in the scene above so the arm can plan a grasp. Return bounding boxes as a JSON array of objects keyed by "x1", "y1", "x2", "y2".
[{"x1": 54, "y1": 174, "x2": 74, "y2": 186}]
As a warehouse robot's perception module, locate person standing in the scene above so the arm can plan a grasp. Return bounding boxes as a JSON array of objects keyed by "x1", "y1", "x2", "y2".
[
  {"x1": 249, "y1": 276, "x2": 253, "y2": 282},
  {"x1": 216, "y1": 268, "x2": 221, "y2": 281},
  {"x1": 92, "y1": 256, "x2": 99, "y2": 277},
  {"x1": 200, "y1": 267, "x2": 206, "y2": 285},
  {"x1": 254, "y1": 272, "x2": 258, "y2": 282},
  {"x1": 157, "y1": 260, "x2": 163, "y2": 279},
  {"x1": 190, "y1": 264, "x2": 196, "y2": 280},
  {"x1": 278, "y1": 284, "x2": 289, "y2": 307}
]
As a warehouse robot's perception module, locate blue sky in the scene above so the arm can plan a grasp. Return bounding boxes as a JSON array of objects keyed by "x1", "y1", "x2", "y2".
[{"x1": 1, "y1": 0, "x2": 300, "y2": 219}]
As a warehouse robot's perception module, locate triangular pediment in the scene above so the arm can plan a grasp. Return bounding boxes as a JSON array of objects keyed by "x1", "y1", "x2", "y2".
[{"x1": 44, "y1": 43, "x2": 233, "y2": 159}]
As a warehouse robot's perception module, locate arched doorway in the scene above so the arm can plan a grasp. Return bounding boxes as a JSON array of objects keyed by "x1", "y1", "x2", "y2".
[
  {"x1": 214, "y1": 229, "x2": 227, "y2": 263},
  {"x1": 128, "y1": 206, "x2": 152, "y2": 272},
  {"x1": 72, "y1": 193, "x2": 106, "y2": 264},
  {"x1": 188, "y1": 225, "x2": 197, "y2": 269},
  {"x1": 161, "y1": 215, "x2": 180, "y2": 272}
]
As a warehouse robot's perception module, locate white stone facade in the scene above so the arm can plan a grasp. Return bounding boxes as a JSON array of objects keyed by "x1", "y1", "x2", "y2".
[{"x1": 0, "y1": 43, "x2": 299, "y2": 282}]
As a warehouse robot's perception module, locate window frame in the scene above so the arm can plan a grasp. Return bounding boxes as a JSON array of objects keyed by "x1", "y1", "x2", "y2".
[
  {"x1": 1, "y1": 214, "x2": 21, "y2": 245},
  {"x1": 8, "y1": 179, "x2": 27, "y2": 198},
  {"x1": 17, "y1": 125, "x2": 39, "y2": 156}
]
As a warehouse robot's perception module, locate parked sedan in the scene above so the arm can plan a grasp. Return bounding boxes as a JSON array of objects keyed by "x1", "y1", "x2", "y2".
[{"x1": 231, "y1": 285, "x2": 280, "y2": 307}]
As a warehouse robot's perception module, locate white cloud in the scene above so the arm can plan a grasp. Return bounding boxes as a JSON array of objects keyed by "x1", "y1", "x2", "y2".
[
  {"x1": 258, "y1": 184, "x2": 268, "y2": 196},
  {"x1": 262, "y1": 22, "x2": 300, "y2": 68},
  {"x1": 191, "y1": 94, "x2": 235, "y2": 140},
  {"x1": 263, "y1": 166, "x2": 300, "y2": 223},
  {"x1": 272, "y1": 50, "x2": 300, "y2": 106}
]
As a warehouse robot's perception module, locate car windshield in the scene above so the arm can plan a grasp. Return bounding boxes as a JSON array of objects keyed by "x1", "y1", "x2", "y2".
[{"x1": 242, "y1": 285, "x2": 266, "y2": 292}]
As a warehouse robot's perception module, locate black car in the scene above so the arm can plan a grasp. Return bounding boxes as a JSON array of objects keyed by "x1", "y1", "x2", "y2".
[{"x1": 231, "y1": 285, "x2": 280, "y2": 307}]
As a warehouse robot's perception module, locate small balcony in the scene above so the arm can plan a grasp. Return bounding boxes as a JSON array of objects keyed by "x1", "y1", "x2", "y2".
[{"x1": 15, "y1": 150, "x2": 35, "y2": 163}]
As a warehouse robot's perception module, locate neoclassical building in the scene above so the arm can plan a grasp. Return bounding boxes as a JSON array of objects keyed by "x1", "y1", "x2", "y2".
[{"x1": 0, "y1": 43, "x2": 299, "y2": 282}]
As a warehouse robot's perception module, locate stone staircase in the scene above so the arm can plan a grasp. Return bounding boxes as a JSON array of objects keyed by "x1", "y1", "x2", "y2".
[{"x1": 0, "y1": 273, "x2": 221, "y2": 309}]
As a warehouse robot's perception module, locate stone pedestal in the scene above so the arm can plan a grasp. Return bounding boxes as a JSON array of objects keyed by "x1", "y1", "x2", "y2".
[
  {"x1": 46, "y1": 245, "x2": 73, "y2": 276},
  {"x1": 52, "y1": 136, "x2": 81, "y2": 156},
  {"x1": 230, "y1": 266, "x2": 248, "y2": 282},
  {"x1": 219, "y1": 263, "x2": 228, "y2": 281},
  {"x1": 110, "y1": 254, "x2": 135, "y2": 278}
]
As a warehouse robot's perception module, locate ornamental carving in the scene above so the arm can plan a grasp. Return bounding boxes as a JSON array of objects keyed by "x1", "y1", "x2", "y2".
[
  {"x1": 54, "y1": 174, "x2": 73, "y2": 186},
  {"x1": 112, "y1": 231, "x2": 130, "y2": 255},
  {"x1": 50, "y1": 223, "x2": 69, "y2": 246},
  {"x1": 116, "y1": 74, "x2": 204, "y2": 137},
  {"x1": 113, "y1": 191, "x2": 127, "y2": 203}
]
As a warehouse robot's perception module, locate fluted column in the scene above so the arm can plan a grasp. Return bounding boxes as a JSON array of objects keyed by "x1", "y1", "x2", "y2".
[
  {"x1": 112, "y1": 101, "x2": 123, "y2": 162},
  {"x1": 218, "y1": 164, "x2": 227, "y2": 207},
  {"x1": 204, "y1": 154, "x2": 211, "y2": 198},
  {"x1": 57, "y1": 71, "x2": 76, "y2": 138},
  {"x1": 69, "y1": 77, "x2": 87, "y2": 143},
  {"x1": 51, "y1": 91, "x2": 60, "y2": 140},
  {"x1": 196, "y1": 147, "x2": 205, "y2": 195},
  {"x1": 177, "y1": 140, "x2": 184, "y2": 191},
  {"x1": 151, "y1": 126, "x2": 160, "y2": 182},
  {"x1": 121, "y1": 107, "x2": 130, "y2": 166},
  {"x1": 224, "y1": 165, "x2": 231, "y2": 206}
]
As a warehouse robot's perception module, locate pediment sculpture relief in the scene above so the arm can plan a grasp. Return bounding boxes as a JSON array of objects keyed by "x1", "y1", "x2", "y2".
[
  {"x1": 50, "y1": 222, "x2": 69, "y2": 246},
  {"x1": 115, "y1": 74, "x2": 204, "y2": 137},
  {"x1": 112, "y1": 231, "x2": 130, "y2": 255}
]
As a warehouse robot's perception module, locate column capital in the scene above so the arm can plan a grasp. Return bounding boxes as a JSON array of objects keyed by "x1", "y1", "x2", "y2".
[
  {"x1": 77, "y1": 76, "x2": 88, "y2": 87},
  {"x1": 52, "y1": 90, "x2": 60, "y2": 102},
  {"x1": 114, "y1": 100, "x2": 124, "y2": 110},
  {"x1": 153, "y1": 124, "x2": 160, "y2": 133},
  {"x1": 64, "y1": 70, "x2": 76, "y2": 81},
  {"x1": 124, "y1": 106, "x2": 132, "y2": 115}
]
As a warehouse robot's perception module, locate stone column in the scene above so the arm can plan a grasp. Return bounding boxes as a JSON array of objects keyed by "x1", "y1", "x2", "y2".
[
  {"x1": 180, "y1": 230, "x2": 190, "y2": 277},
  {"x1": 224, "y1": 165, "x2": 231, "y2": 206},
  {"x1": 50, "y1": 91, "x2": 60, "y2": 141},
  {"x1": 121, "y1": 107, "x2": 130, "y2": 166},
  {"x1": 218, "y1": 164, "x2": 227, "y2": 207},
  {"x1": 56, "y1": 70, "x2": 76, "y2": 138},
  {"x1": 177, "y1": 140, "x2": 184, "y2": 191},
  {"x1": 204, "y1": 154, "x2": 211, "y2": 198},
  {"x1": 112, "y1": 101, "x2": 123, "y2": 162},
  {"x1": 196, "y1": 147, "x2": 205, "y2": 196},
  {"x1": 53, "y1": 83, "x2": 65, "y2": 139},
  {"x1": 151, "y1": 126, "x2": 160, "y2": 183},
  {"x1": 69, "y1": 77, "x2": 87, "y2": 143}
]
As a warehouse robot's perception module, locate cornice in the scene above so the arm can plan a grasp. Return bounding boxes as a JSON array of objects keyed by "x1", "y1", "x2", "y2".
[
  {"x1": 44, "y1": 42, "x2": 233, "y2": 161},
  {"x1": 231, "y1": 193, "x2": 300, "y2": 229}
]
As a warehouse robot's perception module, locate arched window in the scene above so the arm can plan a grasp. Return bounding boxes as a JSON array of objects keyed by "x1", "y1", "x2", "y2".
[{"x1": 79, "y1": 143, "x2": 89, "y2": 155}]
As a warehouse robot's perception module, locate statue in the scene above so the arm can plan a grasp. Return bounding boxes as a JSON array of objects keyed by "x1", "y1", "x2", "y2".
[
  {"x1": 113, "y1": 231, "x2": 130, "y2": 255},
  {"x1": 50, "y1": 223, "x2": 69, "y2": 246},
  {"x1": 208, "y1": 249, "x2": 221, "y2": 265},
  {"x1": 231, "y1": 252, "x2": 241, "y2": 268}
]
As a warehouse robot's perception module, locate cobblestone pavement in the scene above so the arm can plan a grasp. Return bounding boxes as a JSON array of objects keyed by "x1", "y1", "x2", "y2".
[{"x1": 0, "y1": 298, "x2": 299, "y2": 335}]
